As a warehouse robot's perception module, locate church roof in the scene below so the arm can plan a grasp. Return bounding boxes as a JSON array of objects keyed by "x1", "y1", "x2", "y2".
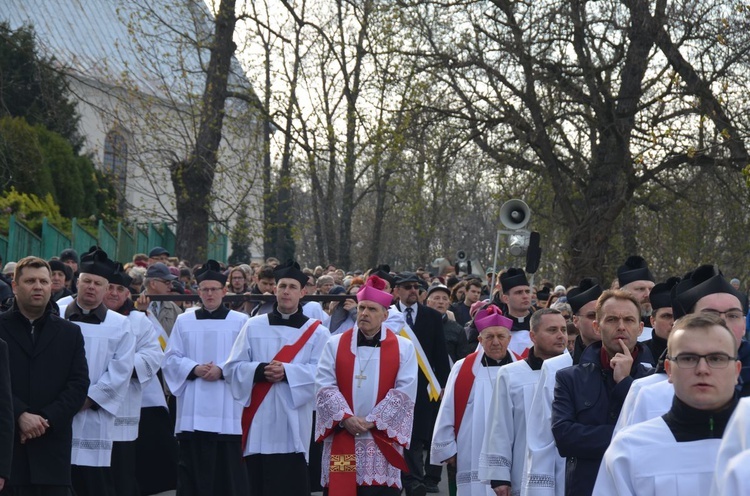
[{"x1": 4, "y1": 0, "x2": 254, "y2": 103}]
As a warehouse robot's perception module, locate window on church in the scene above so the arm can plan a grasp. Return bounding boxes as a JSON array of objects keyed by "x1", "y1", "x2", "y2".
[{"x1": 103, "y1": 129, "x2": 128, "y2": 189}]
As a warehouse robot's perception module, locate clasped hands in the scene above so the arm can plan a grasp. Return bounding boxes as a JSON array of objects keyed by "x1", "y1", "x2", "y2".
[
  {"x1": 194, "y1": 361, "x2": 223, "y2": 381},
  {"x1": 341, "y1": 416, "x2": 374, "y2": 436},
  {"x1": 18, "y1": 412, "x2": 49, "y2": 444},
  {"x1": 264, "y1": 360, "x2": 286, "y2": 383}
]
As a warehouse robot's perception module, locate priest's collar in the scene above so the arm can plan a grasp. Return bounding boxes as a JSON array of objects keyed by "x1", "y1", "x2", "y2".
[
  {"x1": 196, "y1": 304, "x2": 230, "y2": 320},
  {"x1": 66, "y1": 301, "x2": 108, "y2": 324},
  {"x1": 357, "y1": 329, "x2": 381, "y2": 347},
  {"x1": 525, "y1": 346, "x2": 544, "y2": 371},
  {"x1": 482, "y1": 352, "x2": 513, "y2": 367},
  {"x1": 662, "y1": 394, "x2": 738, "y2": 442},
  {"x1": 268, "y1": 304, "x2": 308, "y2": 328}
]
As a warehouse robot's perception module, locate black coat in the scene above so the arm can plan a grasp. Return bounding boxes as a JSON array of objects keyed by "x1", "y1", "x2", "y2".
[
  {"x1": 0, "y1": 338, "x2": 13, "y2": 481},
  {"x1": 0, "y1": 303, "x2": 89, "y2": 486},
  {"x1": 395, "y1": 302, "x2": 451, "y2": 442},
  {"x1": 551, "y1": 341, "x2": 653, "y2": 496}
]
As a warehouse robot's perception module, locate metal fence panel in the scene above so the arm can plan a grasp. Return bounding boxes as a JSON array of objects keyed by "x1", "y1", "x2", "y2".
[
  {"x1": 7, "y1": 215, "x2": 41, "y2": 261},
  {"x1": 136, "y1": 226, "x2": 149, "y2": 255},
  {"x1": 41, "y1": 218, "x2": 71, "y2": 259},
  {"x1": 71, "y1": 218, "x2": 98, "y2": 256},
  {"x1": 98, "y1": 220, "x2": 117, "y2": 258},
  {"x1": 117, "y1": 223, "x2": 135, "y2": 263}
]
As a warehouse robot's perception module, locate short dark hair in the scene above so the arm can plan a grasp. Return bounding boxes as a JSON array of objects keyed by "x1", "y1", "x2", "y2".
[
  {"x1": 257, "y1": 264, "x2": 275, "y2": 280},
  {"x1": 530, "y1": 308, "x2": 562, "y2": 332},
  {"x1": 466, "y1": 278, "x2": 483, "y2": 291}
]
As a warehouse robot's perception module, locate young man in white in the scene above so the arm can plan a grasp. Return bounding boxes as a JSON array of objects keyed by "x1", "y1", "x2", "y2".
[
  {"x1": 163, "y1": 260, "x2": 249, "y2": 495},
  {"x1": 223, "y1": 260, "x2": 330, "y2": 496},
  {"x1": 594, "y1": 313, "x2": 741, "y2": 495}
]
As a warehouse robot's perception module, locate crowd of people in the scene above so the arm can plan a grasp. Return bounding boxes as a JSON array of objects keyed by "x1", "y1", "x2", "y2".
[{"x1": 0, "y1": 247, "x2": 749, "y2": 496}]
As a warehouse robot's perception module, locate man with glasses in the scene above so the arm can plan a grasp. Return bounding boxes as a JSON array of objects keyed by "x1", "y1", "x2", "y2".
[
  {"x1": 162, "y1": 260, "x2": 250, "y2": 495},
  {"x1": 614, "y1": 264, "x2": 749, "y2": 432},
  {"x1": 137, "y1": 262, "x2": 182, "y2": 336},
  {"x1": 594, "y1": 313, "x2": 740, "y2": 495}
]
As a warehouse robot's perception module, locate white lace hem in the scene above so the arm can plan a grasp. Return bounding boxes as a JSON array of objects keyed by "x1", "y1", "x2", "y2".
[
  {"x1": 365, "y1": 389, "x2": 414, "y2": 446},
  {"x1": 315, "y1": 386, "x2": 354, "y2": 440}
]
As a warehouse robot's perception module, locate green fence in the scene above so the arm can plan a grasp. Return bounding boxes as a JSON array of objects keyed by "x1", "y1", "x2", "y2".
[{"x1": 0, "y1": 217, "x2": 228, "y2": 264}]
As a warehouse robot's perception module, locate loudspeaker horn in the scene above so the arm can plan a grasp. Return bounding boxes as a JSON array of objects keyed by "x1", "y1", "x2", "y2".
[{"x1": 499, "y1": 199, "x2": 531, "y2": 230}]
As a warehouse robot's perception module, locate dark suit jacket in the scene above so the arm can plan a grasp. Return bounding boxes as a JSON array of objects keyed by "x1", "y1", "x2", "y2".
[
  {"x1": 396, "y1": 302, "x2": 451, "y2": 441},
  {"x1": 0, "y1": 338, "x2": 13, "y2": 481},
  {"x1": 0, "y1": 303, "x2": 89, "y2": 486}
]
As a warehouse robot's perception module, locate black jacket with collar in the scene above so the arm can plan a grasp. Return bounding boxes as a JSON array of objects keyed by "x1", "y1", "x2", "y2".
[
  {"x1": 0, "y1": 301, "x2": 89, "y2": 486},
  {"x1": 551, "y1": 341, "x2": 654, "y2": 496}
]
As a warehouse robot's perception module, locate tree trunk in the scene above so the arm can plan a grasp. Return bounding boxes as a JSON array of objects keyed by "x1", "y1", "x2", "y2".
[{"x1": 173, "y1": 0, "x2": 236, "y2": 264}]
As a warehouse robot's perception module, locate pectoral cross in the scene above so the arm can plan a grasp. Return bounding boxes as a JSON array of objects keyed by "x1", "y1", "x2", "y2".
[{"x1": 355, "y1": 373, "x2": 367, "y2": 388}]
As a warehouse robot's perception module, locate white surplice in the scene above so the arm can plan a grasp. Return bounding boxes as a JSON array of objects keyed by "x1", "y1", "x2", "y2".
[
  {"x1": 614, "y1": 378, "x2": 673, "y2": 433},
  {"x1": 479, "y1": 358, "x2": 540, "y2": 496},
  {"x1": 59, "y1": 304, "x2": 136, "y2": 467},
  {"x1": 223, "y1": 313, "x2": 330, "y2": 458},
  {"x1": 509, "y1": 331, "x2": 532, "y2": 360},
  {"x1": 614, "y1": 372, "x2": 668, "y2": 435},
  {"x1": 710, "y1": 397, "x2": 750, "y2": 496},
  {"x1": 112, "y1": 310, "x2": 163, "y2": 441},
  {"x1": 163, "y1": 310, "x2": 248, "y2": 435},
  {"x1": 431, "y1": 347, "x2": 497, "y2": 496},
  {"x1": 315, "y1": 326, "x2": 417, "y2": 488},
  {"x1": 523, "y1": 351, "x2": 572, "y2": 496},
  {"x1": 713, "y1": 449, "x2": 750, "y2": 496},
  {"x1": 593, "y1": 417, "x2": 721, "y2": 496}
]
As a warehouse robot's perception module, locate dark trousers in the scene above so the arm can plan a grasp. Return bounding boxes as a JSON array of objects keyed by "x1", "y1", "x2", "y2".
[
  {"x1": 111, "y1": 441, "x2": 139, "y2": 496},
  {"x1": 424, "y1": 448, "x2": 442, "y2": 485},
  {"x1": 245, "y1": 453, "x2": 310, "y2": 496},
  {"x1": 176, "y1": 432, "x2": 248, "y2": 496},
  {"x1": 135, "y1": 407, "x2": 177, "y2": 495},
  {"x1": 70, "y1": 466, "x2": 115, "y2": 496},
  {"x1": 402, "y1": 438, "x2": 426, "y2": 493}
]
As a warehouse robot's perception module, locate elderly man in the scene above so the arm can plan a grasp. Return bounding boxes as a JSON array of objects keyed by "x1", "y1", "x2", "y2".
[
  {"x1": 58, "y1": 249, "x2": 135, "y2": 496},
  {"x1": 551, "y1": 290, "x2": 654, "y2": 496},
  {"x1": 594, "y1": 313, "x2": 741, "y2": 495},
  {"x1": 315, "y1": 275, "x2": 418, "y2": 496},
  {"x1": 136, "y1": 262, "x2": 182, "y2": 336},
  {"x1": 480, "y1": 309, "x2": 567, "y2": 495},
  {"x1": 162, "y1": 260, "x2": 250, "y2": 496},
  {"x1": 431, "y1": 305, "x2": 514, "y2": 496},
  {"x1": 224, "y1": 260, "x2": 330, "y2": 496}
]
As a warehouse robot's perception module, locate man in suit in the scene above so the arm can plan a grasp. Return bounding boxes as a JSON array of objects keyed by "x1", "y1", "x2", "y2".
[
  {"x1": 136, "y1": 263, "x2": 182, "y2": 336},
  {"x1": 394, "y1": 273, "x2": 451, "y2": 496},
  {"x1": 0, "y1": 256, "x2": 90, "y2": 495}
]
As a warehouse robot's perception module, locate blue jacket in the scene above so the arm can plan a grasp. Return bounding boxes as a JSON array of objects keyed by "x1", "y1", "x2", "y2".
[{"x1": 551, "y1": 341, "x2": 654, "y2": 496}]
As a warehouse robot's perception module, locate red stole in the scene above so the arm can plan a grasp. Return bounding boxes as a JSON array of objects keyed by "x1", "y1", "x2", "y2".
[
  {"x1": 328, "y1": 328, "x2": 407, "y2": 495},
  {"x1": 453, "y1": 351, "x2": 479, "y2": 438},
  {"x1": 240, "y1": 320, "x2": 321, "y2": 450}
]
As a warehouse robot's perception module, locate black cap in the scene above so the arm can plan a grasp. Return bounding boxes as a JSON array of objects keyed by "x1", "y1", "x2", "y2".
[
  {"x1": 195, "y1": 260, "x2": 227, "y2": 285},
  {"x1": 49, "y1": 259, "x2": 67, "y2": 275},
  {"x1": 273, "y1": 260, "x2": 308, "y2": 287},
  {"x1": 649, "y1": 277, "x2": 680, "y2": 311},
  {"x1": 567, "y1": 278, "x2": 603, "y2": 314},
  {"x1": 107, "y1": 263, "x2": 133, "y2": 288},
  {"x1": 500, "y1": 268, "x2": 529, "y2": 293},
  {"x1": 617, "y1": 256, "x2": 654, "y2": 287},
  {"x1": 372, "y1": 264, "x2": 395, "y2": 287},
  {"x1": 536, "y1": 287, "x2": 551, "y2": 301},
  {"x1": 673, "y1": 265, "x2": 747, "y2": 319},
  {"x1": 59, "y1": 248, "x2": 79, "y2": 264},
  {"x1": 79, "y1": 246, "x2": 116, "y2": 279},
  {"x1": 149, "y1": 246, "x2": 170, "y2": 258},
  {"x1": 394, "y1": 272, "x2": 420, "y2": 286}
]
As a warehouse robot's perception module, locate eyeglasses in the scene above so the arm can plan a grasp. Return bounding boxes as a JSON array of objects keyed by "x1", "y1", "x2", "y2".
[
  {"x1": 198, "y1": 287, "x2": 223, "y2": 294},
  {"x1": 400, "y1": 284, "x2": 420, "y2": 290},
  {"x1": 667, "y1": 353, "x2": 737, "y2": 369},
  {"x1": 700, "y1": 310, "x2": 745, "y2": 322}
]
